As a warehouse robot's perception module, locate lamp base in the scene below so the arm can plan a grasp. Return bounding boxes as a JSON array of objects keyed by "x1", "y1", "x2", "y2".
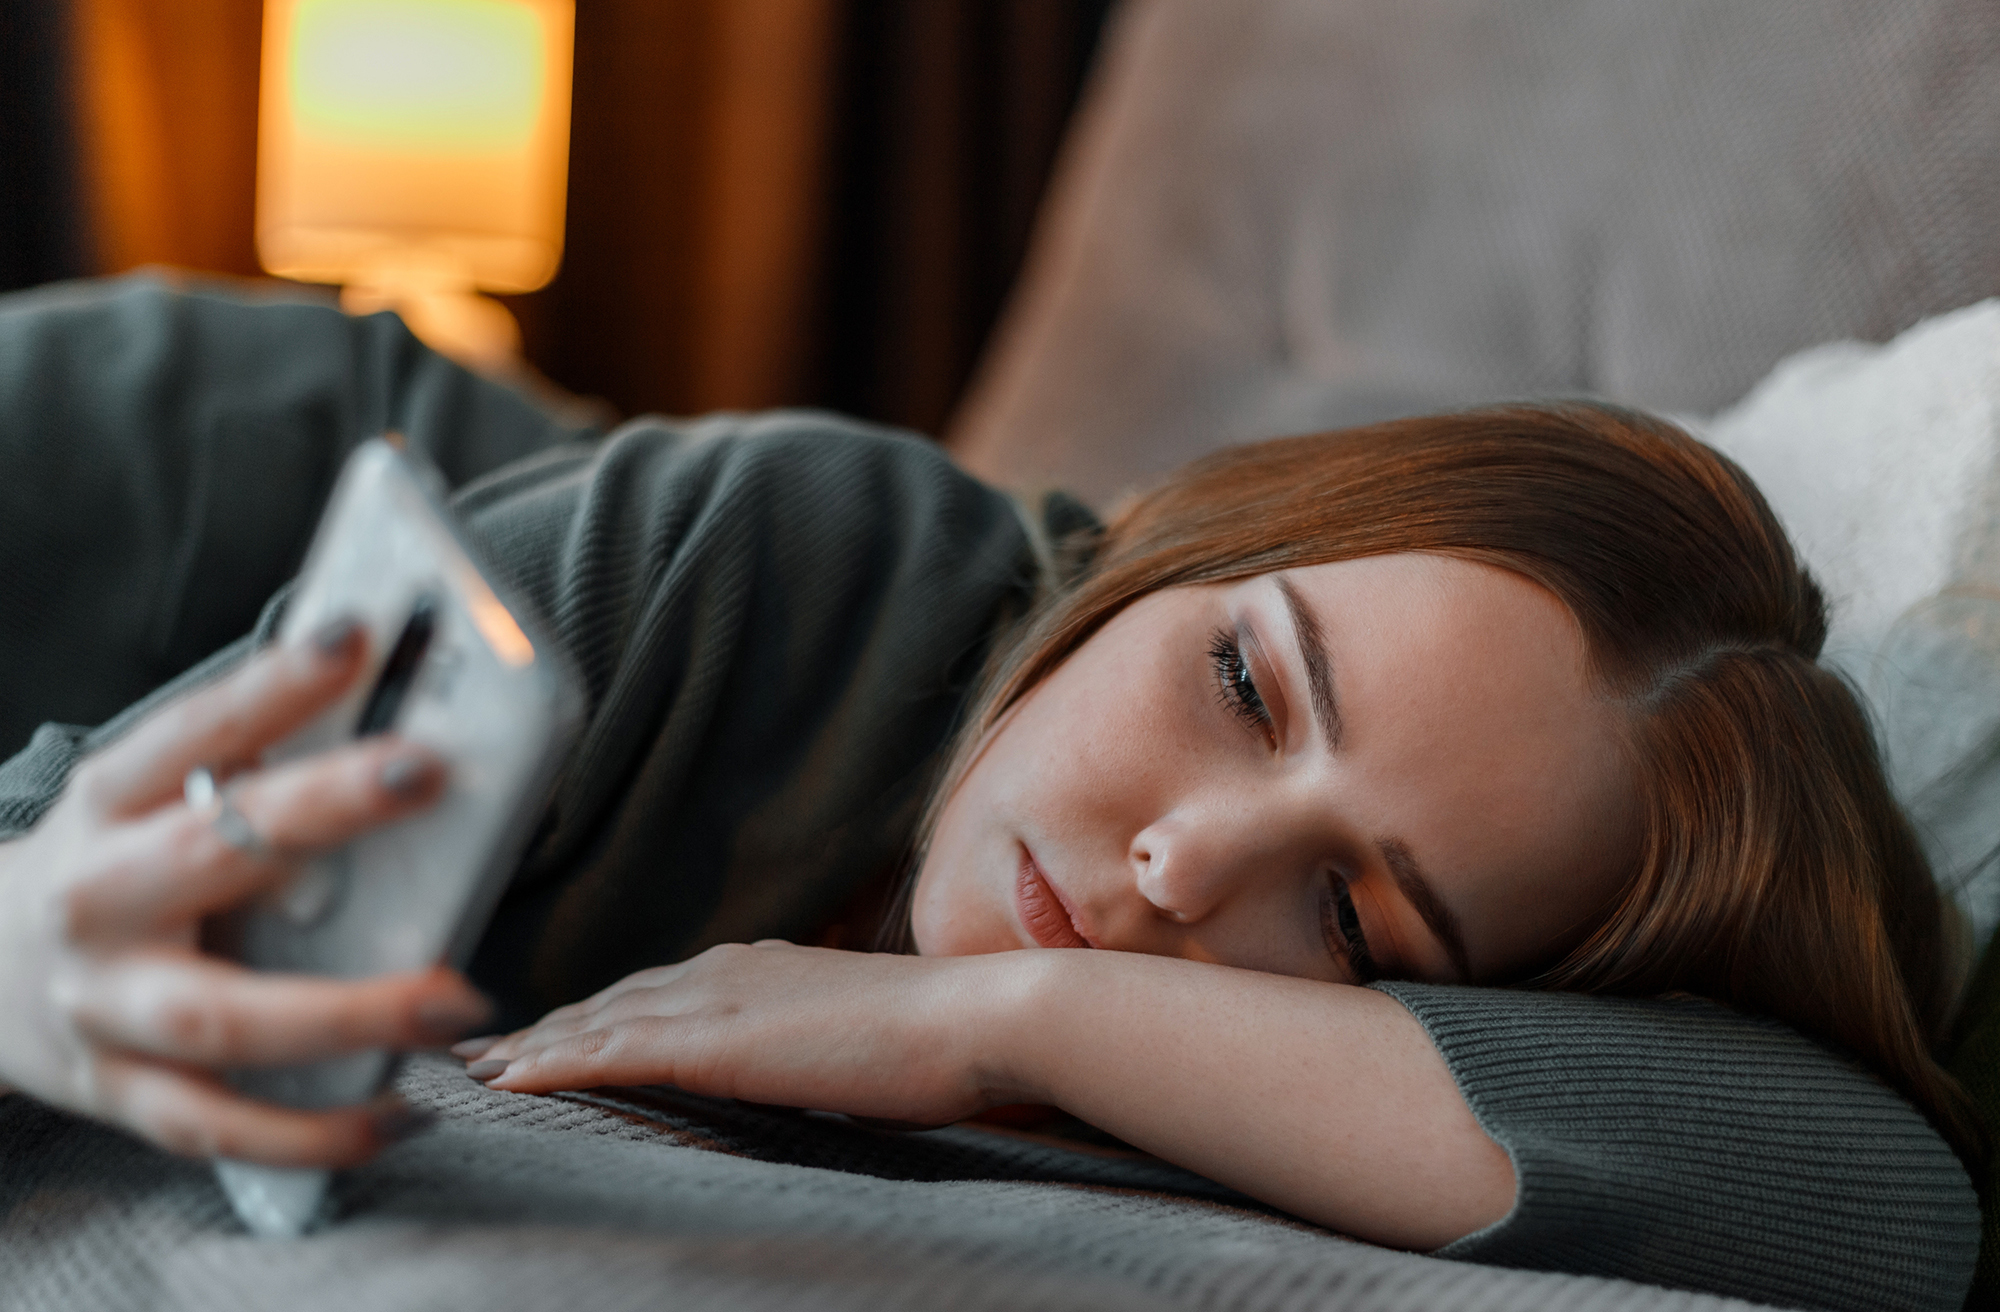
[{"x1": 340, "y1": 283, "x2": 522, "y2": 375}]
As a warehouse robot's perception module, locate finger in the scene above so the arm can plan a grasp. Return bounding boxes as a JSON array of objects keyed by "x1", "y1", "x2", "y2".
[
  {"x1": 464, "y1": 1014, "x2": 579, "y2": 1067},
  {"x1": 450, "y1": 1035, "x2": 503, "y2": 1060},
  {"x1": 78, "y1": 619, "x2": 367, "y2": 818},
  {"x1": 471, "y1": 1013, "x2": 597, "y2": 1067},
  {"x1": 483, "y1": 1018, "x2": 691, "y2": 1094},
  {"x1": 94, "y1": 1051, "x2": 419, "y2": 1168},
  {"x1": 471, "y1": 967, "x2": 681, "y2": 1060},
  {"x1": 63, "y1": 738, "x2": 445, "y2": 940},
  {"x1": 470, "y1": 951, "x2": 730, "y2": 1068},
  {"x1": 230, "y1": 736, "x2": 447, "y2": 852},
  {"x1": 475, "y1": 977, "x2": 687, "y2": 1064},
  {"x1": 69, "y1": 955, "x2": 490, "y2": 1066}
]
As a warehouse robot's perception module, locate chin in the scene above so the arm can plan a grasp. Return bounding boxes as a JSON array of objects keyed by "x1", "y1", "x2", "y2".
[
  {"x1": 910, "y1": 872, "x2": 1013, "y2": 958},
  {"x1": 910, "y1": 909, "x2": 991, "y2": 958}
]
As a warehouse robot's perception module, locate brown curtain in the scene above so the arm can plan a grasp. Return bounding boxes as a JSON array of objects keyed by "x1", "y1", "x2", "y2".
[
  {"x1": 508, "y1": 0, "x2": 845, "y2": 423},
  {"x1": 69, "y1": 0, "x2": 1111, "y2": 435},
  {"x1": 73, "y1": 0, "x2": 264, "y2": 278},
  {"x1": 813, "y1": 0, "x2": 1114, "y2": 435}
]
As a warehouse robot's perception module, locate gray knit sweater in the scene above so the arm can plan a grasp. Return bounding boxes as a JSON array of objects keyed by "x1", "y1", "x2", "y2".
[{"x1": 0, "y1": 275, "x2": 1977, "y2": 1311}]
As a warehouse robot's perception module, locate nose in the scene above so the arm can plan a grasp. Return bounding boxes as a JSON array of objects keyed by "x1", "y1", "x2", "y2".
[{"x1": 1130, "y1": 802, "x2": 1269, "y2": 925}]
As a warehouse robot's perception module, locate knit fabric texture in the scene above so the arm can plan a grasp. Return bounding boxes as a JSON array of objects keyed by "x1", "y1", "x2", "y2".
[
  {"x1": 0, "y1": 1051, "x2": 1806, "y2": 1312},
  {"x1": 1384, "y1": 983, "x2": 1978, "y2": 1312}
]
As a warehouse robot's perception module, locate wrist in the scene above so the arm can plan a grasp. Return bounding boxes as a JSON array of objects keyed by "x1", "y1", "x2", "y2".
[{"x1": 953, "y1": 949, "x2": 1093, "y2": 1109}]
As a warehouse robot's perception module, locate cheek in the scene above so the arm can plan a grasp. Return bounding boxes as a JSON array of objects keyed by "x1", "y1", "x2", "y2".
[
  {"x1": 908, "y1": 658, "x2": 1181, "y2": 953},
  {"x1": 1005, "y1": 654, "x2": 1206, "y2": 844},
  {"x1": 908, "y1": 713, "x2": 1037, "y2": 956},
  {"x1": 908, "y1": 775, "x2": 992, "y2": 956}
]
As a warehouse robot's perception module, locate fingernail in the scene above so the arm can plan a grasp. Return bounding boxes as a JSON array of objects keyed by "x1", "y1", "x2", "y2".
[
  {"x1": 310, "y1": 616, "x2": 362, "y2": 658},
  {"x1": 380, "y1": 752, "x2": 437, "y2": 797},
  {"x1": 415, "y1": 994, "x2": 492, "y2": 1044},
  {"x1": 371, "y1": 1099, "x2": 437, "y2": 1144},
  {"x1": 451, "y1": 1035, "x2": 502, "y2": 1060},
  {"x1": 465, "y1": 1058, "x2": 511, "y2": 1082}
]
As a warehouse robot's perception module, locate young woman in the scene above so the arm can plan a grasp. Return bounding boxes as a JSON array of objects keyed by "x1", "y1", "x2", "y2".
[{"x1": 0, "y1": 276, "x2": 1978, "y2": 1308}]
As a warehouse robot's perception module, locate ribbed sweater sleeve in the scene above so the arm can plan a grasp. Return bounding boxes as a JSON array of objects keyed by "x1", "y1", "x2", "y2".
[
  {"x1": 447, "y1": 413, "x2": 1037, "y2": 1023},
  {"x1": 1376, "y1": 981, "x2": 1978, "y2": 1312}
]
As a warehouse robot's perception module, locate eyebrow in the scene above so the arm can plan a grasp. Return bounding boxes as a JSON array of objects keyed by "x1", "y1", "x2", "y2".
[
  {"x1": 1377, "y1": 837, "x2": 1473, "y2": 982},
  {"x1": 1274, "y1": 576, "x2": 1342, "y2": 750}
]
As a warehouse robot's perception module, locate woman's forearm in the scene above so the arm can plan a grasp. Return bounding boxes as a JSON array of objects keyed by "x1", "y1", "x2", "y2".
[
  {"x1": 984, "y1": 951, "x2": 1514, "y2": 1250},
  {"x1": 473, "y1": 942, "x2": 1513, "y2": 1249}
]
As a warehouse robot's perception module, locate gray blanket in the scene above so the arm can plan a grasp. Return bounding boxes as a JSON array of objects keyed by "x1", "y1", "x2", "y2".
[{"x1": 0, "y1": 1053, "x2": 1790, "y2": 1312}]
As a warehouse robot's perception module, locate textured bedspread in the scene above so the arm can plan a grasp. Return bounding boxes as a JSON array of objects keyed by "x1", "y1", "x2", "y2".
[{"x1": 0, "y1": 1054, "x2": 1792, "y2": 1312}]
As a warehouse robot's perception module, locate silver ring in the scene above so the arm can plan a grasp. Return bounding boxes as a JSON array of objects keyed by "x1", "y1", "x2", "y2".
[{"x1": 183, "y1": 766, "x2": 273, "y2": 859}]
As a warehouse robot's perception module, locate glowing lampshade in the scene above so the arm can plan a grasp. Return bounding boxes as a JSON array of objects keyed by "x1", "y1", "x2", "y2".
[{"x1": 257, "y1": 0, "x2": 574, "y2": 368}]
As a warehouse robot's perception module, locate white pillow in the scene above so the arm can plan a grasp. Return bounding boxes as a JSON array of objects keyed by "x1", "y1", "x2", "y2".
[{"x1": 1697, "y1": 300, "x2": 2000, "y2": 950}]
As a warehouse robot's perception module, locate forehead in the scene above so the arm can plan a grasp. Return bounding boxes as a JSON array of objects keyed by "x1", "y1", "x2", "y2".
[
  {"x1": 1278, "y1": 553, "x2": 1589, "y2": 698},
  {"x1": 1272, "y1": 554, "x2": 1635, "y2": 977}
]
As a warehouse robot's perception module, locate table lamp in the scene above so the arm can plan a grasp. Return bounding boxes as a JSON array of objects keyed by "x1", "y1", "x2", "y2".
[{"x1": 256, "y1": 0, "x2": 574, "y2": 370}]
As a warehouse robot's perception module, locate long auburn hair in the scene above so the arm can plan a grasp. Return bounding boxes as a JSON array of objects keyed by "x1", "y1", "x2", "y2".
[{"x1": 917, "y1": 400, "x2": 1981, "y2": 1167}]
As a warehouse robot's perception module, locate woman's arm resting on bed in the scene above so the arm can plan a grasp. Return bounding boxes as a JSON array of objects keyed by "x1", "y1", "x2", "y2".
[
  {"x1": 994, "y1": 951, "x2": 1514, "y2": 1248},
  {"x1": 469, "y1": 943, "x2": 1513, "y2": 1250}
]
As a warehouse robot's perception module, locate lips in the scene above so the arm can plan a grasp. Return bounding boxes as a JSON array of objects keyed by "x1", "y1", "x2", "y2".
[{"x1": 1016, "y1": 847, "x2": 1093, "y2": 949}]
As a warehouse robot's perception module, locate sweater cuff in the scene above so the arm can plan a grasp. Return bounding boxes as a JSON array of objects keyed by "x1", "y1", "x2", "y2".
[
  {"x1": 0, "y1": 721, "x2": 89, "y2": 839},
  {"x1": 1373, "y1": 981, "x2": 1976, "y2": 1312}
]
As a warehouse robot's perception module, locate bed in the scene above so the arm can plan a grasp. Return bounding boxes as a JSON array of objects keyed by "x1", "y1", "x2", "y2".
[{"x1": 5, "y1": 1050, "x2": 1817, "y2": 1312}]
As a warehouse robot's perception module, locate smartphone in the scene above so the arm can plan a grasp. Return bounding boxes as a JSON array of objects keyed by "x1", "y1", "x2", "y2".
[{"x1": 203, "y1": 437, "x2": 582, "y2": 1237}]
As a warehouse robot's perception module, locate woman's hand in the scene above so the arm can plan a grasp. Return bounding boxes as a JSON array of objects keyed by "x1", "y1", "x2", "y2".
[
  {"x1": 0, "y1": 622, "x2": 491, "y2": 1167},
  {"x1": 459, "y1": 942, "x2": 1027, "y2": 1127}
]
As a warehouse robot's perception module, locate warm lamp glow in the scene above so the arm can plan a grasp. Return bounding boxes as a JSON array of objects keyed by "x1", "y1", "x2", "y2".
[
  {"x1": 257, "y1": 0, "x2": 573, "y2": 368},
  {"x1": 291, "y1": 1, "x2": 543, "y2": 151}
]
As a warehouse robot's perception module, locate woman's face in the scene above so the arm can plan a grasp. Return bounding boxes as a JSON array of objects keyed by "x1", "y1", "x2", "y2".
[{"x1": 911, "y1": 553, "x2": 1639, "y2": 984}]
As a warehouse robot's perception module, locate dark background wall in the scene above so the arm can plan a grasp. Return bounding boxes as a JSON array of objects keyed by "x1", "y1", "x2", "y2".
[{"x1": 13, "y1": 0, "x2": 1113, "y2": 438}]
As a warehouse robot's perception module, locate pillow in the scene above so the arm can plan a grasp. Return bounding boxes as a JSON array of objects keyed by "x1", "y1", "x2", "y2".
[{"x1": 1697, "y1": 299, "x2": 2000, "y2": 952}]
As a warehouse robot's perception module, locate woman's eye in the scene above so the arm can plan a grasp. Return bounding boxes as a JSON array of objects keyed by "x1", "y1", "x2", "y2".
[
  {"x1": 1208, "y1": 628, "x2": 1273, "y2": 736},
  {"x1": 1324, "y1": 874, "x2": 1379, "y2": 984}
]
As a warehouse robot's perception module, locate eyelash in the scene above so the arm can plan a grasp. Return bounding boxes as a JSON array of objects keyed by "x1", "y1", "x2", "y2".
[
  {"x1": 1326, "y1": 874, "x2": 1379, "y2": 984},
  {"x1": 1208, "y1": 628, "x2": 1273, "y2": 736}
]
